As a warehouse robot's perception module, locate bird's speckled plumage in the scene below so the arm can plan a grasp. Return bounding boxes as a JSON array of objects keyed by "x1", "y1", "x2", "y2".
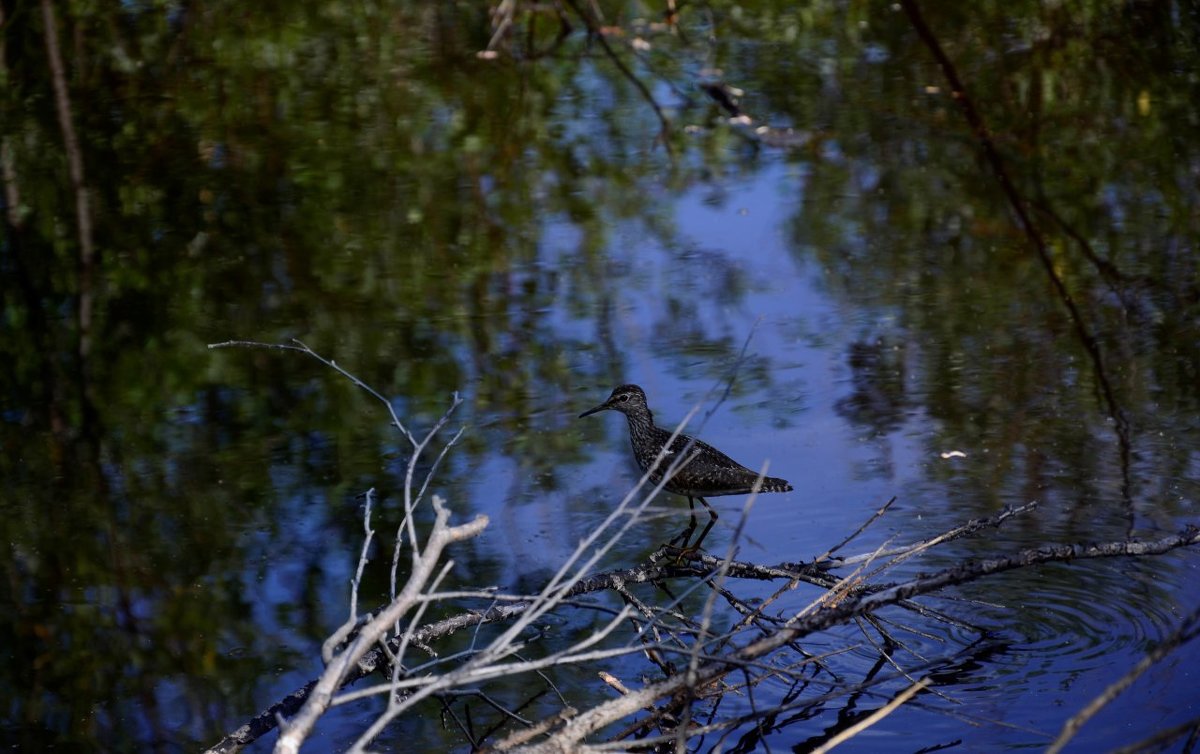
[{"x1": 578, "y1": 384, "x2": 792, "y2": 498}]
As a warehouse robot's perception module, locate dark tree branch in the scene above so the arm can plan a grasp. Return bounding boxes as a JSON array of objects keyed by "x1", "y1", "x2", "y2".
[
  {"x1": 40, "y1": 0, "x2": 95, "y2": 359},
  {"x1": 512, "y1": 526, "x2": 1200, "y2": 752},
  {"x1": 205, "y1": 518, "x2": 1199, "y2": 753},
  {"x1": 560, "y1": 0, "x2": 675, "y2": 155},
  {"x1": 897, "y1": 0, "x2": 1133, "y2": 505}
]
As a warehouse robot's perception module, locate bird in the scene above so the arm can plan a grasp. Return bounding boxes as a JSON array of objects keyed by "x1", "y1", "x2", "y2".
[{"x1": 579, "y1": 384, "x2": 792, "y2": 550}]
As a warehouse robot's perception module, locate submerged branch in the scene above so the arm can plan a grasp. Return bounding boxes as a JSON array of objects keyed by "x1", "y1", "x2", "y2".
[
  {"x1": 206, "y1": 340, "x2": 1196, "y2": 752},
  {"x1": 518, "y1": 526, "x2": 1200, "y2": 752},
  {"x1": 206, "y1": 519, "x2": 1199, "y2": 753}
]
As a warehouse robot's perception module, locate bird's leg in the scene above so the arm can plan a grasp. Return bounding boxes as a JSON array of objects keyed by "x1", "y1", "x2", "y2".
[
  {"x1": 691, "y1": 497, "x2": 718, "y2": 551},
  {"x1": 670, "y1": 497, "x2": 717, "y2": 561},
  {"x1": 669, "y1": 497, "x2": 700, "y2": 548}
]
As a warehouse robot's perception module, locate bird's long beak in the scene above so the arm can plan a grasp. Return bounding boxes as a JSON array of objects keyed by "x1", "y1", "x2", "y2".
[{"x1": 578, "y1": 401, "x2": 610, "y2": 419}]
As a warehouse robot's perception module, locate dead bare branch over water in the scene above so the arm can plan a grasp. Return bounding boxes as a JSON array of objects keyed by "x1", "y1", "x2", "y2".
[{"x1": 204, "y1": 340, "x2": 1199, "y2": 754}]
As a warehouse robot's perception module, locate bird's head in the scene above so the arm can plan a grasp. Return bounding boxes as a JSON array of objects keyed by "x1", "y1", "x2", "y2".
[{"x1": 579, "y1": 384, "x2": 650, "y2": 419}]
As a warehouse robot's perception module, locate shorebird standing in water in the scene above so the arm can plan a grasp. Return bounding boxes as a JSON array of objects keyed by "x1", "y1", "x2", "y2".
[{"x1": 579, "y1": 384, "x2": 792, "y2": 550}]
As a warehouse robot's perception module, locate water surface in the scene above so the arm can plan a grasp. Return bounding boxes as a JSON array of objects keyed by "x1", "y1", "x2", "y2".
[{"x1": 2, "y1": 1, "x2": 1199, "y2": 751}]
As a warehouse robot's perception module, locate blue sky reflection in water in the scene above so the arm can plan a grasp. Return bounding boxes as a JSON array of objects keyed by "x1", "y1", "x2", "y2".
[
  {"x1": 519, "y1": 161, "x2": 1199, "y2": 753},
  {"x1": 2, "y1": 1, "x2": 1199, "y2": 752}
]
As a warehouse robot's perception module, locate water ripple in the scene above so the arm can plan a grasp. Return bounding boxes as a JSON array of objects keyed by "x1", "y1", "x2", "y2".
[{"x1": 966, "y1": 559, "x2": 1182, "y2": 686}]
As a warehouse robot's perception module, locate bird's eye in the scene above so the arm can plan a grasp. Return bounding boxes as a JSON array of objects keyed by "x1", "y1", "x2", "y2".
[{"x1": 618, "y1": 394, "x2": 629, "y2": 402}]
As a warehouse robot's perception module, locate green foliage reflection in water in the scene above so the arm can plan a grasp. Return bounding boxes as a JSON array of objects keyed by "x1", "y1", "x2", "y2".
[{"x1": 1, "y1": 0, "x2": 1197, "y2": 750}]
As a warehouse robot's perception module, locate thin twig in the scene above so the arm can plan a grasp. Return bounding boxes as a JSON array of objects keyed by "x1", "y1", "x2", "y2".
[
  {"x1": 208, "y1": 339, "x2": 419, "y2": 443},
  {"x1": 207, "y1": 523, "x2": 1200, "y2": 754},
  {"x1": 274, "y1": 498, "x2": 488, "y2": 754},
  {"x1": 509, "y1": 526, "x2": 1200, "y2": 752},
  {"x1": 323, "y1": 490, "x2": 377, "y2": 663},
  {"x1": 808, "y1": 677, "x2": 930, "y2": 754},
  {"x1": 814, "y1": 496, "x2": 897, "y2": 564}
]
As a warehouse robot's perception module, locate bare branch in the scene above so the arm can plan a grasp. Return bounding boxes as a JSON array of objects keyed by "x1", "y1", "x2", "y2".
[
  {"x1": 207, "y1": 339, "x2": 419, "y2": 444},
  {"x1": 204, "y1": 341, "x2": 1198, "y2": 754},
  {"x1": 322, "y1": 490, "x2": 377, "y2": 663},
  {"x1": 273, "y1": 498, "x2": 488, "y2": 754},
  {"x1": 814, "y1": 496, "x2": 897, "y2": 564},
  {"x1": 208, "y1": 519, "x2": 1200, "y2": 754},
  {"x1": 399, "y1": 391, "x2": 465, "y2": 566},
  {"x1": 512, "y1": 526, "x2": 1200, "y2": 752}
]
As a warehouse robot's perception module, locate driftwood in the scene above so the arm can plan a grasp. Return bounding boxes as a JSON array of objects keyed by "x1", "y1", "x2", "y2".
[
  {"x1": 204, "y1": 497, "x2": 1199, "y2": 753},
  {"x1": 205, "y1": 341, "x2": 1200, "y2": 754}
]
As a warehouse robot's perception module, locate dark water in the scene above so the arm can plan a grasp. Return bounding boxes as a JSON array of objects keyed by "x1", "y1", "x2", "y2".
[{"x1": 3, "y1": 1, "x2": 1199, "y2": 752}]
